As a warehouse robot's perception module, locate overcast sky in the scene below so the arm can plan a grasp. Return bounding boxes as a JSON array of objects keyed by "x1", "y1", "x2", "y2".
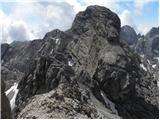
[{"x1": 0, "y1": 0, "x2": 159, "y2": 43}]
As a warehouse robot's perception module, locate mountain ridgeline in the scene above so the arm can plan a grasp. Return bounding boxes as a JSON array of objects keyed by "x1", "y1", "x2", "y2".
[
  {"x1": 1, "y1": 5, "x2": 159, "y2": 119},
  {"x1": 120, "y1": 25, "x2": 159, "y2": 62}
]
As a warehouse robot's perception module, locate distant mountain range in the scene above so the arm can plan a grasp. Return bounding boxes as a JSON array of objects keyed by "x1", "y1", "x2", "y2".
[{"x1": 120, "y1": 25, "x2": 159, "y2": 63}]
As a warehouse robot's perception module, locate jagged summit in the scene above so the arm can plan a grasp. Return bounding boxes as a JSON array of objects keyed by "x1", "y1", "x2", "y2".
[
  {"x1": 120, "y1": 25, "x2": 138, "y2": 46},
  {"x1": 1, "y1": 5, "x2": 159, "y2": 119},
  {"x1": 70, "y1": 5, "x2": 121, "y2": 42},
  {"x1": 146, "y1": 27, "x2": 159, "y2": 36},
  {"x1": 120, "y1": 25, "x2": 159, "y2": 63}
]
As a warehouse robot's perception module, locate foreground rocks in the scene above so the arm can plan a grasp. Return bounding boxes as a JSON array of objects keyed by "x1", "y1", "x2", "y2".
[
  {"x1": 1, "y1": 5, "x2": 159, "y2": 119},
  {"x1": 17, "y1": 83, "x2": 121, "y2": 119}
]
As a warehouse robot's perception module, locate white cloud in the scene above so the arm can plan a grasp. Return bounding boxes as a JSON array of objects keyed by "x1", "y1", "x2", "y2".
[
  {"x1": 1, "y1": 0, "x2": 156, "y2": 43},
  {"x1": 1, "y1": 1, "x2": 76, "y2": 43},
  {"x1": 0, "y1": 2, "x2": 38, "y2": 43},
  {"x1": 0, "y1": 9, "x2": 6, "y2": 43},
  {"x1": 63, "y1": 0, "x2": 121, "y2": 13},
  {"x1": 7, "y1": 21, "x2": 31, "y2": 42},
  {"x1": 119, "y1": 9, "x2": 153, "y2": 35},
  {"x1": 137, "y1": 24, "x2": 151, "y2": 35},
  {"x1": 1, "y1": 0, "x2": 122, "y2": 43},
  {"x1": 40, "y1": 2, "x2": 75, "y2": 30},
  {"x1": 119, "y1": 10, "x2": 136, "y2": 28},
  {"x1": 0, "y1": 7, "x2": 36, "y2": 43},
  {"x1": 2, "y1": 20, "x2": 36, "y2": 43},
  {"x1": 134, "y1": 0, "x2": 158, "y2": 15},
  {"x1": 84, "y1": 0, "x2": 121, "y2": 13},
  {"x1": 63, "y1": 0, "x2": 86, "y2": 13}
]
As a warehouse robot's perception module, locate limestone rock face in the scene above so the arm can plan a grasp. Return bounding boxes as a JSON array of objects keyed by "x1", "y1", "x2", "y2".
[{"x1": 1, "y1": 5, "x2": 159, "y2": 119}]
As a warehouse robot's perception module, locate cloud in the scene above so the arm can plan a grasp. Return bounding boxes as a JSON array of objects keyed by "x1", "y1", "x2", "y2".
[
  {"x1": 84, "y1": 0, "x2": 121, "y2": 13},
  {"x1": 1, "y1": 1, "x2": 76, "y2": 43},
  {"x1": 1, "y1": 0, "x2": 156, "y2": 43},
  {"x1": 39, "y1": 2, "x2": 75, "y2": 30},
  {"x1": 7, "y1": 21, "x2": 32, "y2": 42},
  {"x1": 119, "y1": 10, "x2": 136, "y2": 28},
  {"x1": 0, "y1": 7, "x2": 36, "y2": 43},
  {"x1": 137, "y1": 24, "x2": 151, "y2": 35},
  {"x1": 1, "y1": 0, "x2": 122, "y2": 43},
  {"x1": 134, "y1": 0, "x2": 158, "y2": 15},
  {"x1": 119, "y1": 9, "x2": 153, "y2": 35},
  {"x1": 2, "y1": 20, "x2": 36, "y2": 43},
  {"x1": 63, "y1": 0, "x2": 86, "y2": 13}
]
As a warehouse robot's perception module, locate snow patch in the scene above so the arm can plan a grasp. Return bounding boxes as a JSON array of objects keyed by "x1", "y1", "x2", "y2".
[
  {"x1": 100, "y1": 90, "x2": 118, "y2": 114},
  {"x1": 1, "y1": 59, "x2": 4, "y2": 64},
  {"x1": 122, "y1": 74, "x2": 130, "y2": 89},
  {"x1": 68, "y1": 60, "x2": 73, "y2": 66},
  {"x1": 5, "y1": 83, "x2": 19, "y2": 110},
  {"x1": 56, "y1": 38, "x2": 61, "y2": 45},
  {"x1": 140, "y1": 64, "x2": 147, "y2": 71},
  {"x1": 152, "y1": 64, "x2": 157, "y2": 68},
  {"x1": 147, "y1": 59, "x2": 151, "y2": 65},
  {"x1": 140, "y1": 54, "x2": 144, "y2": 58},
  {"x1": 55, "y1": 38, "x2": 59, "y2": 43},
  {"x1": 50, "y1": 49, "x2": 54, "y2": 54},
  {"x1": 153, "y1": 74, "x2": 156, "y2": 78},
  {"x1": 50, "y1": 37, "x2": 60, "y2": 45},
  {"x1": 50, "y1": 36, "x2": 55, "y2": 40},
  {"x1": 38, "y1": 44, "x2": 45, "y2": 52}
]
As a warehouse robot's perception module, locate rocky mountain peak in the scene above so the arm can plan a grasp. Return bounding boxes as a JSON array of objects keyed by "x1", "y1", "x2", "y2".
[
  {"x1": 1, "y1": 5, "x2": 159, "y2": 119},
  {"x1": 120, "y1": 25, "x2": 138, "y2": 46},
  {"x1": 144, "y1": 27, "x2": 159, "y2": 59},
  {"x1": 43, "y1": 29, "x2": 64, "y2": 39},
  {"x1": 146, "y1": 27, "x2": 159, "y2": 37},
  {"x1": 70, "y1": 5, "x2": 121, "y2": 42}
]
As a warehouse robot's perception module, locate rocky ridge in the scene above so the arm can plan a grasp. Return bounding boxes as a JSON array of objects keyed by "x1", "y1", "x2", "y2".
[
  {"x1": 1, "y1": 5, "x2": 159, "y2": 119},
  {"x1": 120, "y1": 25, "x2": 159, "y2": 63},
  {"x1": 120, "y1": 25, "x2": 138, "y2": 47},
  {"x1": 120, "y1": 25, "x2": 159, "y2": 93}
]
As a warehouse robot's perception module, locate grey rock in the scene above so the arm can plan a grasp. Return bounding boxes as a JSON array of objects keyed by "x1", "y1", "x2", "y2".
[
  {"x1": 144, "y1": 27, "x2": 159, "y2": 59},
  {"x1": 17, "y1": 83, "x2": 105, "y2": 119},
  {"x1": 1, "y1": 5, "x2": 159, "y2": 119},
  {"x1": 1, "y1": 80, "x2": 12, "y2": 119},
  {"x1": 120, "y1": 25, "x2": 138, "y2": 46}
]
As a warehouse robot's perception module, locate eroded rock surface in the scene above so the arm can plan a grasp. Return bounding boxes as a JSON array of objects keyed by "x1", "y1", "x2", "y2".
[{"x1": 1, "y1": 5, "x2": 159, "y2": 119}]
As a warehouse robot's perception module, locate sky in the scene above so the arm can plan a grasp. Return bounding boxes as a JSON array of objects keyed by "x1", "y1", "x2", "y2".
[{"x1": 0, "y1": 0, "x2": 159, "y2": 43}]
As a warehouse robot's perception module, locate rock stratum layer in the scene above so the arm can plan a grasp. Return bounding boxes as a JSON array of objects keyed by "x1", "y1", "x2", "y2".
[{"x1": 1, "y1": 5, "x2": 159, "y2": 119}]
